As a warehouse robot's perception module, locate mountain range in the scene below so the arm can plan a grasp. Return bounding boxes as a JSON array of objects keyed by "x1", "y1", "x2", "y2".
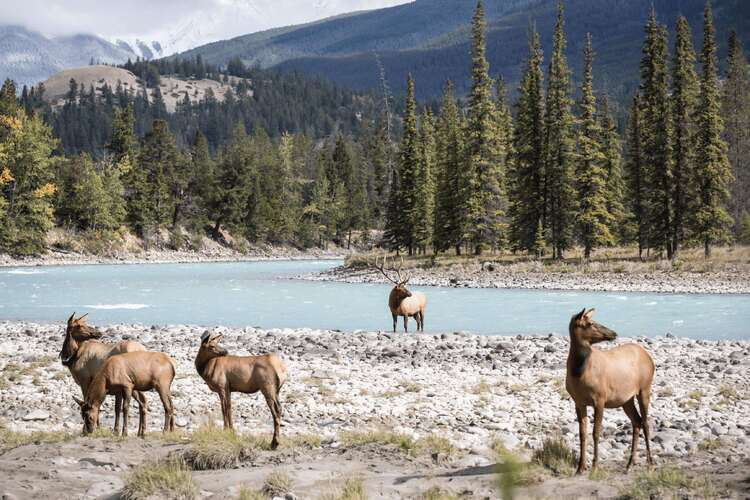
[{"x1": 177, "y1": 0, "x2": 750, "y2": 101}]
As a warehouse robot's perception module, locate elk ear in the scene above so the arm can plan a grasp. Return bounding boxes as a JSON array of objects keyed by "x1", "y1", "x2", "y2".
[
  {"x1": 67, "y1": 312, "x2": 76, "y2": 327},
  {"x1": 584, "y1": 308, "x2": 596, "y2": 320},
  {"x1": 78, "y1": 313, "x2": 89, "y2": 324},
  {"x1": 575, "y1": 308, "x2": 586, "y2": 321},
  {"x1": 73, "y1": 396, "x2": 84, "y2": 407}
]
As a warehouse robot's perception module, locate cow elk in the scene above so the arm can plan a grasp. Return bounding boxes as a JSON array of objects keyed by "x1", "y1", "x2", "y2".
[
  {"x1": 74, "y1": 351, "x2": 177, "y2": 437},
  {"x1": 195, "y1": 332, "x2": 286, "y2": 449},
  {"x1": 374, "y1": 255, "x2": 427, "y2": 333},
  {"x1": 565, "y1": 308, "x2": 655, "y2": 474},
  {"x1": 60, "y1": 312, "x2": 147, "y2": 434}
]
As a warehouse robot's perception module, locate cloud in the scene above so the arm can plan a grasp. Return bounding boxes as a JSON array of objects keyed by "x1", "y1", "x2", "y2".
[{"x1": 1, "y1": 0, "x2": 411, "y2": 40}]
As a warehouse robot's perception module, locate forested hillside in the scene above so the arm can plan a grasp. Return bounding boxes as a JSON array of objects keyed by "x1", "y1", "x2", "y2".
[{"x1": 178, "y1": 0, "x2": 750, "y2": 101}]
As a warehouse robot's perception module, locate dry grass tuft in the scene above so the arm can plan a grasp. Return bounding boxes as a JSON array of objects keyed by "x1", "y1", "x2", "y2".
[
  {"x1": 618, "y1": 466, "x2": 719, "y2": 499},
  {"x1": 179, "y1": 423, "x2": 259, "y2": 470},
  {"x1": 262, "y1": 470, "x2": 294, "y2": 498},
  {"x1": 0, "y1": 426, "x2": 75, "y2": 451},
  {"x1": 319, "y1": 476, "x2": 367, "y2": 500},
  {"x1": 419, "y1": 486, "x2": 460, "y2": 500},
  {"x1": 121, "y1": 458, "x2": 197, "y2": 500},
  {"x1": 236, "y1": 486, "x2": 265, "y2": 500},
  {"x1": 531, "y1": 435, "x2": 577, "y2": 476},
  {"x1": 493, "y1": 439, "x2": 545, "y2": 499}
]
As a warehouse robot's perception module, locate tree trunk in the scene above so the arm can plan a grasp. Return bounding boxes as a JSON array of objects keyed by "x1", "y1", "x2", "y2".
[
  {"x1": 705, "y1": 239, "x2": 711, "y2": 258},
  {"x1": 455, "y1": 244, "x2": 461, "y2": 256}
]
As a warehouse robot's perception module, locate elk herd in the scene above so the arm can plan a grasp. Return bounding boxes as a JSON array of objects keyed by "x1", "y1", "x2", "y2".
[{"x1": 49, "y1": 257, "x2": 656, "y2": 474}]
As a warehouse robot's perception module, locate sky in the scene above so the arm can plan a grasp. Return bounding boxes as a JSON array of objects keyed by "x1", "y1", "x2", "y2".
[{"x1": 0, "y1": 0, "x2": 412, "y2": 42}]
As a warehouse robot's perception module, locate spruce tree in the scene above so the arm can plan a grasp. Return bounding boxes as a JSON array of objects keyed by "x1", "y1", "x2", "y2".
[
  {"x1": 465, "y1": 0, "x2": 504, "y2": 255},
  {"x1": 598, "y1": 93, "x2": 627, "y2": 243},
  {"x1": 575, "y1": 34, "x2": 613, "y2": 259},
  {"x1": 639, "y1": 9, "x2": 674, "y2": 258},
  {"x1": 544, "y1": 2, "x2": 576, "y2": 259},
  {"x1": 670, "y1": 15, "x2": 699, "y2": 258},
  {"x1": 625, "y1": 94, "x2": 649, "y2": 257},
  {"x1": 414, "y1": 109, "x2": 436, "y2": 253},
  {"x1": 433, "y1": 81, "x2": 467, "y2": 254},
  {"x1": 723, "y1": 31, "x2": 750, "y2": 234},
  {"x1": 509, "y1": 25, "x2": 545, "y2": 254},
  {"x1": 106, "y1": 104, "x2": 136, "y2": 162},
  {"x1": 495, "y1": 78, "x2": 514, "y2": 251},
  {"x1": 693, "y1": 1, "x2": 733, "y2": 257}
]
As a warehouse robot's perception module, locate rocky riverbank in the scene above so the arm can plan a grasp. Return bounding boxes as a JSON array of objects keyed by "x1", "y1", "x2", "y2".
[
  {"x1": 304, "y1": 264, "x2": 750, "y2": 294},
  {"x1": 0, "y1": 321, "x2": 748, "y2": 497},
  {"x1": 0, "y1": 246, "x2": 346, "y2": 268}
]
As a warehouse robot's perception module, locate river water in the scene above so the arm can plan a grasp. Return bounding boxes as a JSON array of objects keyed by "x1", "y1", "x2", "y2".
[{"x1": 1, "y1": 260, "x2": 747, "y2": 340}]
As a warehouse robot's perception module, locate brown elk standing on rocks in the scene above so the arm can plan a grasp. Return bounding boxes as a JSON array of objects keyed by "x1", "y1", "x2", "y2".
[
  {"x1": 60, "y1": 313, "x2": 147, "y2": 434},
  {"x1": 565, "y1": 308, "x2": 655, "y2": 474},
  {"x1": 374, "y1": 255, "x2": 427, "y2": 333},
  {"x1": 195, "y1": 332, "x2": 286, "y2": 449},
  {"x1": 75, "y1": 351, "x2": 177, "y2": 437}
]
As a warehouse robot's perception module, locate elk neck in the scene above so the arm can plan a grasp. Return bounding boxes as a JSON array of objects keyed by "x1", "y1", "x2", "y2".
[{"x1": 567, "y1": 336, "x2": 592, "y2": 378}]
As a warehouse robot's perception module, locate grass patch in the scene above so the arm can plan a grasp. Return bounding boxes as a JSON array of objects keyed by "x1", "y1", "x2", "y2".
[
  {"x1": 493, "y1": 441, "x2": 545, "y2": 499},
  {"x1": 319, "y1": 477, "x2": 367, "y2": 500},
  {"x1": 400, "y1": 380, "x2": 422, "y2": 393},
  {"x1": 688, "y1": 390, "x2": 705, "y2": 401},
  {"x1": 179, "y1": 423, "x2": 260, "y2": 470},
  {"x1": 717, "y1": 384, "x2": 740, "y2": 400},
  {"x1": 0, "y1": 427, "x2": 75, "y2": 451},
  {"x1": 339, "y1": 430, "x2": 416, "y2": 452},
  {"x1": 471, "y1": 379, "x2": 492, "y2": 395},
  {"x1": 619, "y1": 466, "x2": 718, "y2": 500},
  {"x1": 237, "y1": 487, "x2": 265, "y2": 500},
  {"x1": 657, "y1": 387, "x2": 675, "y2": 397},
  {"x1": 262, "y1": 470, "x2": 294, "y2": 498},
  {"x1": 531, "y1": 435, "x2": 576, "y2": 476},
  {"x1": 588, "y1": 467, "x2": 611, "y2": 481},
  {"x1": 377, "y1": 390, "x2": 402, "y2": 399},
  {"x1": 697, "y1": 438, "x2": 723, "y2": 451},
  {"x1": 419, "y1": 486, "x2": 460, "y2": 500},
  {"x1": 121, "y1": 458, "x2": 196, "y2": 500}
]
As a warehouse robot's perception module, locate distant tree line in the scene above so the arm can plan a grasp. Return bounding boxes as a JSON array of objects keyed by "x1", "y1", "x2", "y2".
[{"x1": 383, "y1": 0, "x2": 749, "y2": 258}]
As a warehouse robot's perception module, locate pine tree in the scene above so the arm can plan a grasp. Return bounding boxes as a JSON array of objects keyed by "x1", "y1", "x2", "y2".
[
  {"x1": 465, "y1": 0, "x2": 504, "y2": 255},
  {"x1": 544, "y1": 2, "x2": 576, "y2": 259},
  {"x1": 738, "y1": 210, "x2": 750, "y2": 244},
  {"x1": 692, "y1": 1, "x2": 733, "y2": 257},
  {"x1": 509, "y1": 25, "x2": 545, "y2": 254},
  {"x1": 639, "y1": 9, "x2": 674, "y2": 258},
  {"x1": 0, "y1": 79, "x2": 17, "y2": 116},
  {"x1": 414, "y1": 109, "x2": 436, "y2": 252},
  {"x1": 494, "y1": 78, "x2": 514, "y2": 251},
  {"x1": 670, "y1": 15, "x2": 699, "y2": 258},
  {"x1": 433, "y1": 81, "x2": 467, "y2": 254},
  {"x1": 723, "y1": 31, "x2": 750, "y2": 235},
  {"x1": 575, "y1": 34, "x2": 613, "y2": 259},
  {"x1": 107, "y1": 104, "x2": 136, "y2": 162},
  {"x1": 598, "y1": 93, "x2": 627, "y2": 243},
  {"x1": 625, "y1": 95, "x2": 648, "y2": 257}
]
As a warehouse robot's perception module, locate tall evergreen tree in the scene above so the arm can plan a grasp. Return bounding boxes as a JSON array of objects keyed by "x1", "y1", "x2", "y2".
[
  {"x1": 414, "y1": 110, "x2": 436, "y2": 252},
  {"x1": 465, "y1": 0, "x2": 504, "y2": 255},
  {"x1": 598, "y1": 93, "x2": 627, "y2": 243},
  {"x1": 693, "y1": 1, "x2": 733, "y2": 256},
  {"x1": 625, "y1": 95, "x2": 649, "y2": 258},
  {"x1": 494, "y1": 77, "x2": 514, "y2": 251},
  {"x1": 639, "y1": 8, "x2": 674, "y2": 258},
  {"x1": 106, "y1": 104, "x2": 136, "y2": 162},
  {"x1": 509, "y1": 25, "x2": 545, "y2": 254},
  {"x1": 433, "y1": 81, "x2": 467, "y2": 254},
  {"x1": 575, "y1": 34, "x2": 613, "y2": 259},
  {"x1": 544, "y1": 2, "x2": 576, "y2": 259},
  {"x1": 670, "y1": 15, "x2": 699, "y2": 258},
  {"x1": 723, "y1": 31, "x2": 750, "y2": 235}
]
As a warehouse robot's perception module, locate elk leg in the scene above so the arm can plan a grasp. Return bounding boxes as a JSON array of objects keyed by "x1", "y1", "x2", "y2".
[
  {"x1": 121, "y1": 388, "x2": 132, "y2": 437},
  {"x1": 218, "y1": 392, "x2": 229, "y2": 429},
  {"x1": 134, "y1": 391, "x2": 148, "y2": 438},
  {"x1": 637, "y1": 389, "x2": 654, "y2": 467},
  {"x1": 114, "y1": 395, "x2": 122, "y2": 434},
  {"x1": 575, "y1": 405, "x2": 588, "y2": 474},
  {"x1": 592, "y1": 402, "x2": 604, "y2": 470},
  {"x1": 262, "y1": 387, "x2": 282, "y2": 450},
  {"x1": 392, "y1": 314, "x2": 397, "y2": 333},
  {"x1": 156, "y1": 386, "x2": 174, "y2": 434},
  {"x1": 403, "y1": 315, "x2": 408, "y2": 333},
  {"x1": 419, "y1": 311, "x2": 425, "y2": 331},
  {"x1": 622, "y1": 398, "x2": 642, "y2": 471}
]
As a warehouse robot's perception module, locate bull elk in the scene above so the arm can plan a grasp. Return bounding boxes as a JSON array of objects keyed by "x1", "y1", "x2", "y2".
[
  {"x1": 374, "y1": 255, "x2": 427, "y2": 333},
  {"x1": 75, "y1": 351, "x2": 177, "y2": 437},
  {"x1": 60, "y1": 313, "x2": 147, "y2": 434},
  {"x1": 565, "y1": 308, "x2": 655, "y2": 474},
  {"x1": 195, "y1": 332, "x2": 286, "y2": 449}
]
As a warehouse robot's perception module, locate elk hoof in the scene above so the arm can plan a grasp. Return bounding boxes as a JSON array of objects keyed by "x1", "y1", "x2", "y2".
[{"x1": 270, "y1": 439, "x2": 279, "y2": 450}]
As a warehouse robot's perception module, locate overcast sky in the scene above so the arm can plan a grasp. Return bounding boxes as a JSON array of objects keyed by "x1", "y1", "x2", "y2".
[{"x1": 1, "y1": 0, "x2": 412, "y2": 41}]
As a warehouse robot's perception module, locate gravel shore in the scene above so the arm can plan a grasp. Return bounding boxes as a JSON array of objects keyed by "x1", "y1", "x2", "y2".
[
  {"x1": 304, "y1": 265, "x2": 750, "y2": 294},
  {"x1": 2, "y1": 321, "x2": 748, "y2": 464}
]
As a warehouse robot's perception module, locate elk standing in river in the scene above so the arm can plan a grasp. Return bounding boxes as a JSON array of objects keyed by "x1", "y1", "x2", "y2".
[
  {"x1": 374, "y1": 255, "x2": 427, "y2": 333},
  {"x1": 195, "y1": 332, "x2": 286, "y2": 449},
  {"x1": 60, "y1": 313, "x2": 147, "y2": 434},
  {"x1": 565, "y1": 308, "x2": 655, "y2": 474}
]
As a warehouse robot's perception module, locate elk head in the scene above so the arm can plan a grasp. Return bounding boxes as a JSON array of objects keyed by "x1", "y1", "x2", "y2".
[
  {"x1": 199, "y1": 332, "x2": 228, "y2": 359},
  {"x1": 60, "y1": 312, "x2": 99, "y2": 366},
  {"x1": 73, "y1": 396, "x2": 98, "y2": 434},
  {"x1": 569, "y1": 308, "x2": 617, "y2": 345},
  {"x1": 373, "y1": 255, "x2": 412, "y2": 299}
]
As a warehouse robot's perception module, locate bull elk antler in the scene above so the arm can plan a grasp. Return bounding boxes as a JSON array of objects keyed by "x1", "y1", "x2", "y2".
[{"x1": 372, "y1": 254, "x2": 410, "y2": 285}]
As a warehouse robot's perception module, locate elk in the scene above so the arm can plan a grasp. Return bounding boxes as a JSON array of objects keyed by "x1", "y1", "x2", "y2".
[
  {"x1": 195, "y1": 332, "x2": 286, "y2": 449},
  {"x1": 74, "y1": 351, "x2": 177, "y2": 437},
  {"x1": 373, "y1": 255, "x2": 427, "y2": 333},
  {"x1": 565, "y1": 308, "x2": 655, "y2": 474},
  {"x1": 60, "y1": 312, "x2": 147, "y2": 434}
]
